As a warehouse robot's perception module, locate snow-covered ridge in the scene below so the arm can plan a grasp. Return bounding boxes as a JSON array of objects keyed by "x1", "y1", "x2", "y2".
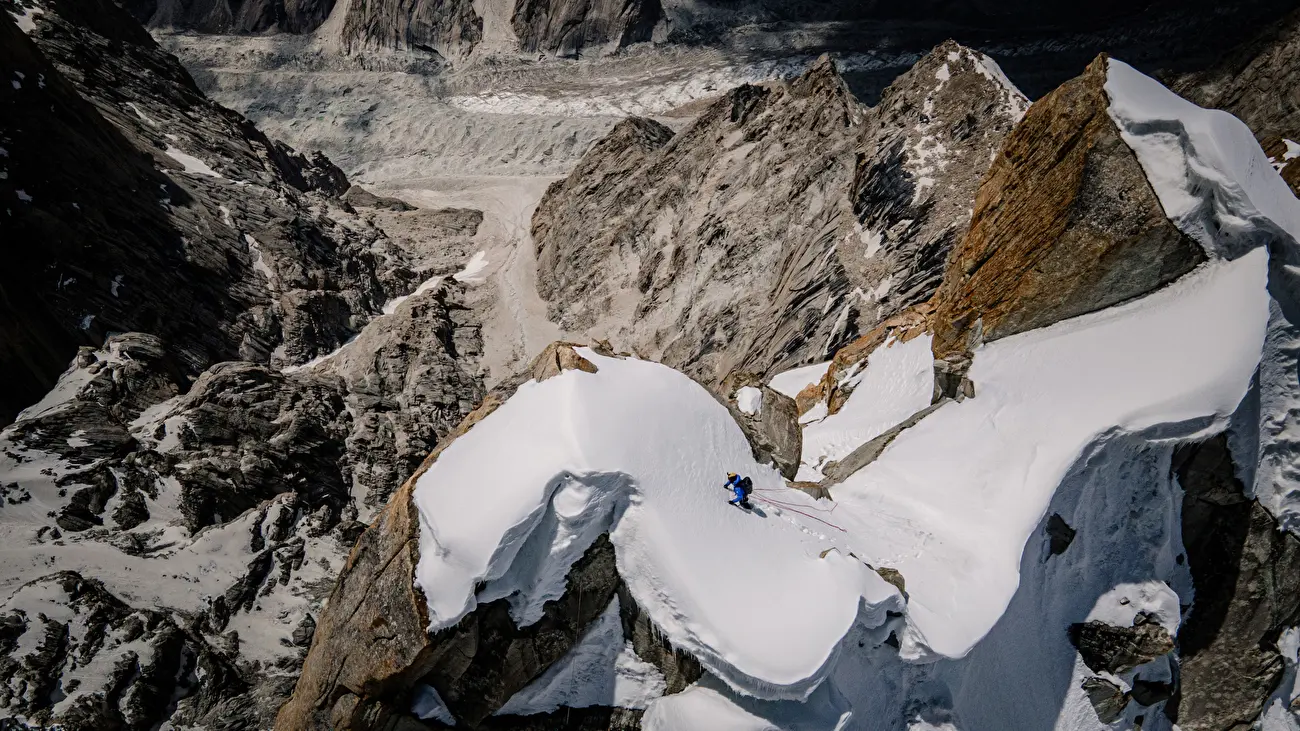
[
  {"x1": 834, "y1": 250, "x2": 1268, "y2": 659},
  {"x1": 1106, "y1": 59, "x2": 1300, "y2": 534},
  {"x1": 1105, "y1": 59, "x2": 1300, "y2": 258},
  {"x1": 412, "y1": 349, "x2": 903, "y2": 700}
]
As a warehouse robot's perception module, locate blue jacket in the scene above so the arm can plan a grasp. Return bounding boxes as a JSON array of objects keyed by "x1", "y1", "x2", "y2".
[{"x1": 726, "y1": 475, "x2": 751, "y2": 501}]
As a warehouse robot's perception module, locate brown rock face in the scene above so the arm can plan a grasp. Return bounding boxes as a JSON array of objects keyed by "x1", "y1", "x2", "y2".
[
  {"x1": 802, "y1": 303, "x2": 930, "y2": 418},
  {"x1": 929, "y1": 55, "x2": 1205, "y2": 364},
  {"x1": 1171, "y1": 435, "x2": 1300, "y2": 731},
  {"x1": 720, "y1": 373, "x2": 802, "y2": 480},
  {"x1": 530, "y1": 341, "x2": 600, "y2": 381}
]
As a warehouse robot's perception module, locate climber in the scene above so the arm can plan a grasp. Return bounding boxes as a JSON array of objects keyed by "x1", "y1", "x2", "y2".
[{"x1": 724, "y1": 472, "x2": 754, "y2": 510}]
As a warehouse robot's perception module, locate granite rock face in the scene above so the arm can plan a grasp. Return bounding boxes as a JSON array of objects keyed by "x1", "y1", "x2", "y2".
[
  {"x1": 928, "y1": 55, "x2": 1205, "y2": 367},
  {"x1": 320, "y1": 281, "x2": 486, "y2": 515},
  {"x1": 848, "y1": 41, "x2": 1027, "y2": 322}
]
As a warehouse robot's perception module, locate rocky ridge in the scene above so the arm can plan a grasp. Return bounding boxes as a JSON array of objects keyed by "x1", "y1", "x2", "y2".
[
  {"x1": 531, "y1": 44, "x2": 1024, "y2": 392},
  {"x1": 793, "y1": 52, "x2": 1300, "y2": 729},
  {"x1": 0, "y1": 0, "x2": 494, "y2": 727}
]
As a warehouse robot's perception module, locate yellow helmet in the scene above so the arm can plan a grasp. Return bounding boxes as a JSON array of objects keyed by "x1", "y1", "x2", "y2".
[{"x1": 727, "y1": 472, "x2": 738, "y2": 479}]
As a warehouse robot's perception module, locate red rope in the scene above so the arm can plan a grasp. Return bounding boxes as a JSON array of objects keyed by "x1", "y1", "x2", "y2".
[{"x1": 755, "y1": 497, "x2": 847, "y2": 532}]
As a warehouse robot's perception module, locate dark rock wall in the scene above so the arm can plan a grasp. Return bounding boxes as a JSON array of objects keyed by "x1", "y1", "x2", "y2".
[
  {"x1": 340, "y1": 0, "x2": 483, "y2": 58},
  {"x1": 129, "y1": 0, "x2": 337, "y2": 33},
  {"x1": 1171, "y1": 435, "x2": 1300, "y2": 731}
]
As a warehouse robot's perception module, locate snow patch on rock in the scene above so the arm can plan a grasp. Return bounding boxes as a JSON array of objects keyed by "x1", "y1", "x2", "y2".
[{"x1": 164, "y1": 146, "x2": 221, "y2": 178}]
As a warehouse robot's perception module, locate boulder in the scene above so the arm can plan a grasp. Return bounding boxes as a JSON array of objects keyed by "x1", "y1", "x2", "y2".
[
  {"x1": 721, "y1": 373, "x2": 802, "y2": 480},
  {"x1": 929, "y1": 55, "x2": 1205, "y2": 366},
  {"x1": 1068, "y1": 616, "x2": 1175, "y2": 674},
  {"x1": 530, "y1": 342, "x2": 600, "y2": 382},
  {"x1": 343, "y1": 185, "x2": 416, "y2": 212},
  {"x1": 1081, "y1": 676, "x2": 1129, "y2": 724}
]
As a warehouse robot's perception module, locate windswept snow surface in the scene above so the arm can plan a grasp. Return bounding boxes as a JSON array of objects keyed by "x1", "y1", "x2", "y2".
[
  {"x1": 642, "y1": 686, "x2": 782, "y2": 731},
  {"x1": 798, "y1": 335, "x2": 934, "y2": 481},
  {"x1": 832, "y1": 251, "x2": 1270, "y2": 659},
  {"x1": 412, "y1": 349, "x2": 902, "y2": 699}
]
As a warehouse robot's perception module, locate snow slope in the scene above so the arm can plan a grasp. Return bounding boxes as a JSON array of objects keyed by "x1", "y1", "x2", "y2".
[
  {"x1": 412, "y1": 349, "x2": 903, "y2": 699},
  {"x1": 831, "y1": 250, "x2": 1270, "y2": 659},
  {"x1": 1106, "y1": 59, "x2": 1300, "y2": 535},
  {"x1": 797, "y1": 335, "x2": 934, "y2": 481}
]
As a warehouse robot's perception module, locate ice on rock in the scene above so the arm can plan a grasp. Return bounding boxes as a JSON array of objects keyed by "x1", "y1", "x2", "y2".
[
  {"x1": 164, "y1": 146, "x2": 221, "y2": 178},
  {"x1": 412, "y1": 349, "x2": 903, "y2": 700},
  {"x1": 496, "y1": 596, "x2": 667, "y2": 715}
]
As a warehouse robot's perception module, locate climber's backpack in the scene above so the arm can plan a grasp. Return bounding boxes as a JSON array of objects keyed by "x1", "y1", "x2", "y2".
[{"x1": 739, "y1": 476, "x2": 753, "y2": 496}]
